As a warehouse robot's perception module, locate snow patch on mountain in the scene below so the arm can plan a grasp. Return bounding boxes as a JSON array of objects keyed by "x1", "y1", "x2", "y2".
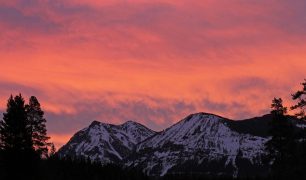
[
  {"x1": 130, "y1": 113, "x2": 268, "y2": 176},
  {"x1": 59, "y1": 112, "x2": 286, "y2": 177},
  {"x1": 58, "y1": 120, "x2": 156, "y2": 164}
]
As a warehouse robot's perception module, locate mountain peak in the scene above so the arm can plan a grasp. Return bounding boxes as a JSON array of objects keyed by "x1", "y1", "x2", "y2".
[
  {"x1": 59, "y1": 112, "x2": 282, "y2": 177},
  {"x1": 58, "y1": 119, "x2": 156, "y2": 164},
  {"x1": 121, "y1": 120, "x2": 139, "y2": 126},
  {"x1": 89, "y1": 120, "x2": 101, "y2": 127},
  {"x1": 185, "y1": 112, "x2": 226, "y2": 121},
  {"x1": 135, "y1": 113, "x2": 268, "y2": 176},
  {"x1": 178, "y1": 112, "x2": 225, "y2": 127}
]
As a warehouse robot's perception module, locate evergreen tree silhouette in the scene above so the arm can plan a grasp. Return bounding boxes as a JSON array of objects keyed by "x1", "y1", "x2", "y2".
[
  {"x1": 0, "y1": 94, "x2": 150, "y2": 180},
  {"x1": 49, "y1": 142, "x2": 56, "y2": 157},
  {"x1": 264, "y1": 98, "x2": 296, "y2": 178},
  {"x1": 0, "y1": 94, "x2": 36, "y2": 179},
  {"x1": 291, "y1": 79, "x2": 306, "y2": 120},
  {"x1": 26, "y1": 96, "x2": 50, "y2": 158},
  {"x1": 291, "y1": 79, "x2": 306, "y2": 178}
]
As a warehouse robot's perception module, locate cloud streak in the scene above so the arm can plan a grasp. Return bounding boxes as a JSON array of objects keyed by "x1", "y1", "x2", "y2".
[{"x1": 0, "y1": 0, "x2": 306, "y2": 148}]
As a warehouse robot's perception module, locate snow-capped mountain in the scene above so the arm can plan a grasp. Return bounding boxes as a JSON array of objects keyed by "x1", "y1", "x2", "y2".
[
  {"x1": 58, "y1": 112, "x2": 305, "y2": 177},
  {"x1": 58, "y1": 120, "x2": 156, "y2": 164},
  {"x1": 128, "y1": 113, "x2": 268, "y2": 177}
]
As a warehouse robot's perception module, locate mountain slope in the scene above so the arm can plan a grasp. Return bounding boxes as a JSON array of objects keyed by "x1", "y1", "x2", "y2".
[
  {"x1": 128, "y1": 113, "x2": 267, "y2": 177},
  {"x1": 226, "y1": 114, "x2": 303, "y2": 137},
  {"x1": 58, "y1": 112, "x2": 306, "y2": 177},
  {"x1": 58, "y1": 120, "x2": 156, "y2": 164}
]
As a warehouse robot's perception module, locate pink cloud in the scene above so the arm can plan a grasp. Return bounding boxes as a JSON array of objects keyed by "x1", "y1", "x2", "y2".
[{"x1": 1, "y1": 0, "x2": 306, "y2": 148}]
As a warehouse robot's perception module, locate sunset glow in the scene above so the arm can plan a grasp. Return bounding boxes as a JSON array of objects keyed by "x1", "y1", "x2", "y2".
[{"x1": 1, "y1": 0, "x2": 306, "y2": 148}]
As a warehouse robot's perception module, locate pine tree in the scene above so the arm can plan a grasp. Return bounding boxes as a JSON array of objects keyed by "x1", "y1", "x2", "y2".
[
  {"x1": 265, "y1": 98, "x2": 296, "y2": 178},
  {"x1": 0, "y1": 94, "x2": 35, "y2": 179},
  {"x1": 291, "y1": 79, "x2": 306, "y2": 178},
  {"x1": 26, "y1": 96, "x2": 50, "y2": 158},
  {"x1": 291, "y1": 79, "x2": 306, "y2": 120},
  {"x1": 0, "y1": 94, "x2": 33, "y2": 152},
  {"x1": 49, "y1": 142, "x2": 56, "y2": 157}
]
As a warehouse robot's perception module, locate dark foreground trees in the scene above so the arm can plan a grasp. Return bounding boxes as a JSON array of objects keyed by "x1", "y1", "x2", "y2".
[
  {"x1": 26, "y1": 96, "x2": 51, "y2": 158},
  {"x1": 291, "y1": 79, "x2": 306, "y2": 120},
  {"x1": 41, "y1": 156, "x2": 149, "y2": 180},
  {"x1": 0, "y1": 94, "x2": 38, "y2": 179},
  {"x1": 291, "y1": 79, "x2": 306, "y2": 177},
  {"x1": 0, "y1": 94, "x2": 53, "y2": 179},
  {"x1": 0, "y1": 94, "x2": 149, "y2": 180},
  {"x1": 264, "y1": 98, "x2": 296, "y2": 178},
  {"x1": 264, "y1": 79, "x2": 306, "y2": 179}
]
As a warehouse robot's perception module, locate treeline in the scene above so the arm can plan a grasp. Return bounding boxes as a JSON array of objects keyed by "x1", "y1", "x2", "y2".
[
  {"x1": 38, "y1": 156, "x2": 148, "y2": 180},
  {"x1": 0, "y1": 95, "x2": 52, "y2": 179},
  {"x1": 162, "y1": 174, "x2": 263, "y2": 180},
  {"x1": 0, "y1": 94, "x2": 148, "y2": 180},
  {"x1": 263, "y1": 79, "x2": 306, "y2": 179}
]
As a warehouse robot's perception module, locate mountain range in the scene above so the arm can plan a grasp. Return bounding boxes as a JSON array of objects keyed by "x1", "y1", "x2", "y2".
[{"x1": 58, "y1": 112, "x2": 305, "y2": 178}]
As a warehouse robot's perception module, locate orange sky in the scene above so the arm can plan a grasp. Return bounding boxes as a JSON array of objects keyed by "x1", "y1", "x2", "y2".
[{"x1": 0, "y1": 0, "x2": 306, "y2": 149}]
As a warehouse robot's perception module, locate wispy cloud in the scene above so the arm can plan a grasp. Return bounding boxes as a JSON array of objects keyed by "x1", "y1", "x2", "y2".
[{"x1": 0, "y1": 0, "x2": 306, "y2": 148}]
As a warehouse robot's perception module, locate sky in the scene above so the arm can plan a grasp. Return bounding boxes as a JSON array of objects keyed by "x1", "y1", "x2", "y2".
[{"x1": 0, "y1": 0, "x2": 306, "y2": 148}]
